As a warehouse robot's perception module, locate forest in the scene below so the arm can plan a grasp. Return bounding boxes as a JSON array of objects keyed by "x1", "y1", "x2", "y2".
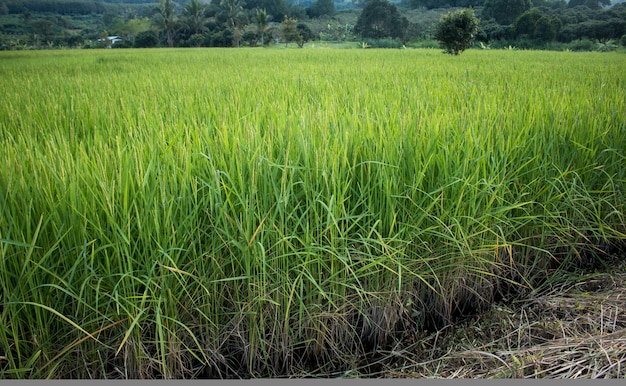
[{"x1": 0, "y1": 0, "x2": 625, "y2": 50}]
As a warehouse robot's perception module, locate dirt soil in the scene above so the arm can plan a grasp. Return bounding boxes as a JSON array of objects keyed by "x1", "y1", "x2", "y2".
[{"x1": 376, "y1": 257, "x2": 626, "y2": 378}]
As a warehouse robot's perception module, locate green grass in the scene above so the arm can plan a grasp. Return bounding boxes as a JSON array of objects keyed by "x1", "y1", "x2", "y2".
[{"x1": 0, "y1": 48, "x2": 624, "y2": 378}]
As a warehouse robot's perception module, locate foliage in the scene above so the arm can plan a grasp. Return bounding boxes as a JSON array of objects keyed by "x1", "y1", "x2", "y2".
[
  {"x1": 182, "y1": 0, "x2": 208, "y2": 35},
  {"x1": 595, "y1": 38, "x2": 618, "y2": 51},
  {"x1": 255, "y1": 8, "x2": 272, "y2": 47},
  {"x1": 354, "y1": 0, "x2": 408, "y2": 40},
  {"x1": 513, "y1": 8, "x2": 543, "y2": 37},
  {"x1": 483, "y1": 0, "x2": 532, "y2": 25},
  {"x1": 568, "y1": 0, "x2": 611, "y2": 10},
  {"x1": 244, "y1": 0, "x2": 294, "y2": 22},
  {"x1": 405, "y1": 0, "x2": 484, "y2": 9},
  {"x1": 217, "y1": 0, "x2": 247, "y2": 30},
  {"x1": 306, "y1": 0, "x2": 335, "y2": 18},
  {"x1": 3, "y1": 0, "x2": 110, "y2": 15},
  {"x1": 134, "y1": 29, "x2": 158, "y2": 47},
  {"x1": 297, "y1": 22, "x2": 315, "y2": 44},
  {"x1": 111, "y1": 39, "x2": 133, "y2": 48},
  {"x1": 435, "y1": 7, "x2": 480, "y2": 55},
  {"x1": 281, "y1": 15, "x2": 302, "y2": 46},
  {"x1": 319, "y1": 22, "x2": 354, "y2": 42},
  {"x1": 513, "y1": 8, "x2": 561, "y2": 41},
  {"x1": 1, "y1": 0, "x2": 625, "y2": 50},
  {"x1": 153, "y1": 0, "x2": 177, "y2": 47},
  {"x1": 565, "y1": 37, "x2": 597, "y2": 51},
  {"x1": 361, "y1": 36, "x2": 403, "y2": 48}
]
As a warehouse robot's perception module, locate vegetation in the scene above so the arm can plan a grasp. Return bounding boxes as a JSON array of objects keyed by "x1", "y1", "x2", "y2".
[
  {"x1": 434, "y1": 7, "x2": 480, "y2": 54},
  {"x1": 0, "y1": 48, "x2": 624, "y2": 378},
  {"x1": 354, "y1": 0, "x2": 408, "y2": 41},
  {"x1": 1, "y1": 0, "x2": 626, "y2": 51},
  {"x1": 483, "y1": 0, "x2": 532, "y2": 25},
  {"x1": 306, "y1": 0, "x2": 335, "y2": 18}
]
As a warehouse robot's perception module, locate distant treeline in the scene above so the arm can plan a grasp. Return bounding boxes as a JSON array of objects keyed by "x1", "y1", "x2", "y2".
[
  {"x1": 3, "y1": 0, "x2": 155, "y2": 15},
  {"x1": 406, "y1": 0, "x2": 484, "y2": 8}
]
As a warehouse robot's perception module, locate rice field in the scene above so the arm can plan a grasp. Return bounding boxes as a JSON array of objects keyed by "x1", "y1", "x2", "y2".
[{"x1": 0, "y1": 48, "x2": 625, "y2": 379}]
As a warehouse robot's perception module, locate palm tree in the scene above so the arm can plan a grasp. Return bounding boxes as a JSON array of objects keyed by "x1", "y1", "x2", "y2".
[
  {"x1": 255, "y1": 8, "x2": 272, "y2": 47},
  {"x1": 183, "y1": 0, "x2": 208, "y2": 35},
  {"x1": 155, "y1": 0, "x2": 177, "y2": 47},
  {"x1": 219, "y1": 0, "x2": 247, "y2": 46},
  {"x1": 219, "y1": 0, "x2": 246, "y2": 29}
]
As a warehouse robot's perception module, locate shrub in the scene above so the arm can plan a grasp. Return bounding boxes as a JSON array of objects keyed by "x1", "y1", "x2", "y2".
[
  {"x1": 566, "y1": 38, "x2": 596, "y2": 51},
  {"x1": 435, "y1": 8, "x2": 480, "y2": 55},
  {"x1": 362, "y1": 37, "x2": 403, "y2": 48},
  {"x1": 112, "y1": 40, "x2": 133, "y2": 49},
  {"x1": 134, "y1": 30, "x2": 158, "y2": 48}
]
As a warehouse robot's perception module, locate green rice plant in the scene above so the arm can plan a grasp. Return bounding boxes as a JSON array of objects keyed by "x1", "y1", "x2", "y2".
[{"x1": 0, "y1": 48, "x2": 624, "y2": 378}]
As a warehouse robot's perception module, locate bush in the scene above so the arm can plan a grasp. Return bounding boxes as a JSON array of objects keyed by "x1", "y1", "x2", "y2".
[
  {"x1": 407, "y1": 39, "x2": 440, "y2": 49},
  {"x1": 185, "y1": 33, "x2": 207, "y2": 47},
  {"x1": 596, "y1": 39, "x2": 618, "y2": 52},
  {"x1": 565, "y1": 38, "x2": 596, "y2": 51},
  {"x1": 242, "y1": 30, "x2": 258, "y2": 47},
  {"x1": 361, "y1": 37, "x2": 403, "y2": 48},
  {"x1": 435, "y1": 8, "x2": 480, "y2": 55},
  {"x1": 112, "y1": 40, "x2": 133, "y2": 49},
  {"x1": 134, "y1": 31, "x2": 158, "y2": 48}
]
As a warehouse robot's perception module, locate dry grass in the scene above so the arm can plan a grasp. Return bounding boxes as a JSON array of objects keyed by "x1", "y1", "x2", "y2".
[{"x1": 373, "y1": 256, "x2": 626, "y2": 379}]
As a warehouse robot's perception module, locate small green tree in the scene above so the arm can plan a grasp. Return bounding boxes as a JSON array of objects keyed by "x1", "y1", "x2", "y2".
[
  {"x1": 281, "y1": 16, "x2": 302, "y2": 47},
  {"x1": 255, "y1": 8, "x2": 272, "y2": 47},
  {"x1": 435, "y1": 8, "x2": 480, "y2": 55},
  {"x1": 297, "y1": 23, "x2": 315, "y2": 47}
]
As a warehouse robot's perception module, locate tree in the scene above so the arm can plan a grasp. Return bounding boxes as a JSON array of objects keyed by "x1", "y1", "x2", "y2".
[
  {"x1": 255, "y1": 8, "x2": 272, "y2": 47},
  {"x1": 435, "y1": 7, "x2": 480, "y2": 55},
  {"x1": 568, "y1": 0, "x2": 611, "y2": 10},
  {"x1": 218, "y1": 0, "x2": 247, "y2": 46},
  {"x1": 514, "y1": 8, "x2": 561, "y2": 41},
  {"x1": 110, "y1": 17, "x2": 152, "y2": 43},
  {"x1": 281, "y1": 16, "x2": 302, "y2": 46},
  {"x1": 21, "y1": 7, "x2": 32, "y2": 27},
  {"x1": 219, "y1": 0, "x2": 247, "y2": 29},
  {"x1": 354, "y1": 0, "x2": 409, "y2": 40},
  {"x1": 306, "y1": 0, "x2": 335, "y2": 18},
  {"x1": 154, "y1": 0, "x2": 177, "y2": 47},
  {"x1": 534, "y1": 15, "x2": 559, "y2": 40},
  {"x1": 407, "y1": 0, "x2": 484, "y2": 9},
  {"x1": 513, "y1": 8, "x2": 543, "y2": 37},
  {"x1": 483, "y1": 0, "x2": 532, "y2": 25},
  {"x1": 244, "y1": 0, "x2": 290, "y2": 22},
  {"x1": 297, "y1": 22, "x2": 315, "y2": 45},
  {"x1": 134, "y1": 30, "x2": 159, "y2": 48},
  {"x1": 183, "y1": 0, "x2": 208, "y2": 35}
]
